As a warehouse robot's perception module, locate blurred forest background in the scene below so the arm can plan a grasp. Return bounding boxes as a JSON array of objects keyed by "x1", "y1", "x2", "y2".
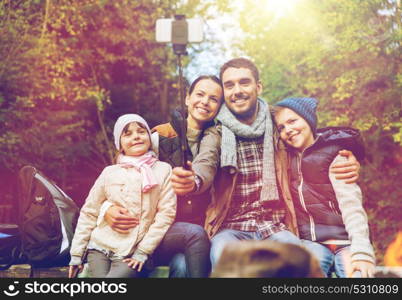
[{"x1": 0, "y1": 0, "x2": 400, "y2": 264}]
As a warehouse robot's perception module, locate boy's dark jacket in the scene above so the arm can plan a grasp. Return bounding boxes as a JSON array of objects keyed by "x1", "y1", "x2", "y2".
[{"x1": 287, "y1": 127, "x2": 365, "y2": 242}]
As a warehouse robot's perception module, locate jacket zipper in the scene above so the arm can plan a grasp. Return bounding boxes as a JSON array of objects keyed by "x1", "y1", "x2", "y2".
[
  {"x1": 329, "y1": 201, "x2": 340, "y2": 216},
  {"x1": 296, "y1": 150, "x2": 317, "y2": 241}
]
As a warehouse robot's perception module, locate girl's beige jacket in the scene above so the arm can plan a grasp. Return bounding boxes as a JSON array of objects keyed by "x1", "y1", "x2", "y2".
[{"x1": 70, "y1": 162, "x2": 176, "y2": 261}]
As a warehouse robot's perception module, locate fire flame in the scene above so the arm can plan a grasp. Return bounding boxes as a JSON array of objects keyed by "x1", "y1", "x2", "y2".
[{"x1": 384, "y1": 231, "x2": 402, "y2": 267}]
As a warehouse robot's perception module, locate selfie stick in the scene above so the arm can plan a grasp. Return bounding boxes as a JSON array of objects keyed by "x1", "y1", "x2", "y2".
[{"x1": 172, "y1": 15, "x2": 190, "y2": 169}]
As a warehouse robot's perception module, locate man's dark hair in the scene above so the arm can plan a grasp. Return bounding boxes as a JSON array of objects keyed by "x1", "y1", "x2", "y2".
[{"x1": 219, "y1": 57, "x2": 260, "y2": 82}]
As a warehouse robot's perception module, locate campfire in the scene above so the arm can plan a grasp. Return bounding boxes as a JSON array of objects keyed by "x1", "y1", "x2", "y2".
[{"x1": 384, "y1": 231, "x2": 402, "y2": 267}]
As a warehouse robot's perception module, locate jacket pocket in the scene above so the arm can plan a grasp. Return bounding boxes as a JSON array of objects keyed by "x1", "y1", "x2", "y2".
[{"x1": 105, "y1": 182, "x2": 126, "y2": 200}]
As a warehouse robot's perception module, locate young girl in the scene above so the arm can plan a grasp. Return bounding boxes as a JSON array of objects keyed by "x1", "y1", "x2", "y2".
[
  {"x1": 68, "y1": 114, "x2": 176, "y2": 278},
  {"x1": 273, "y1": 97, "x2": 375, "y2": 278}
]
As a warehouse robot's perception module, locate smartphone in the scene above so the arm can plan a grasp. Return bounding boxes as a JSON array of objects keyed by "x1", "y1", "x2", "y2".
[{"x1": 155, "y1": 18, "x2": 203, "y2": 43}]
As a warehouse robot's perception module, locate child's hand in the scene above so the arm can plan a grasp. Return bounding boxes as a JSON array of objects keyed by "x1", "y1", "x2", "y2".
[
  {"x1": 68, "y1": 265, "x2": 84, "y2": 278},
  {"x1": 350, "y1": 260, "x2": 375, "y2": 278},
  {"x1": 123, "y1": 258, "x2": 144, "y2": 272}
]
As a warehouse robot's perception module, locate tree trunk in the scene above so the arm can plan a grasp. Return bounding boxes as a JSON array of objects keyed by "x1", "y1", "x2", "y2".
[
  {"x1": 97, "y1": 108, "x2": 114, "y2": 164},
  {"x1": 40, "y1": 0, "x2": 50, "y2": 43},
  {"x1": 160, "y1": 80, "x2": 169, "y2": 121}
]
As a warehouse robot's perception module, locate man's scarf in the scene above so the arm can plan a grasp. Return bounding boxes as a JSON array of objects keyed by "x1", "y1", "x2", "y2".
[{"x1": 216, "y1": 98, "x2": 279, "y2": 202}]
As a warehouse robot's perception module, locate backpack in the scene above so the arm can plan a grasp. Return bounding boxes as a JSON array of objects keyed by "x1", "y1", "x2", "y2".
[
  {"x1": 0, "y1": 165, "x2": 79, "y2": 270},
  {"x1": 0, "y1": 224, "x2": 21, "y2": 270}
]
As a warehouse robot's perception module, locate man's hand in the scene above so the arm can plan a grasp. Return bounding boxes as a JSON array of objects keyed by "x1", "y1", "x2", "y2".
[
  {"x1": 330, "y1": 150, "x2": 360, "y2": 184},
  {"x1": 104, "y1": 205, "x2": 138, "y2": 234},
  {"x1": 171, "y1": 161, "x2": 196, "y2": 196}
]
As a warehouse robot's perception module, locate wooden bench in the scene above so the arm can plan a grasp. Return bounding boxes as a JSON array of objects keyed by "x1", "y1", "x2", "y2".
[
  {"x1": 0, "y1": 264, "x2": 169, "y2": 278},
  {"x1": 2, "y1": 264, "x2": 399, "y2": 278},
  {"x1": 0, "y1": 264, "x2": 68, "y2": 278}
]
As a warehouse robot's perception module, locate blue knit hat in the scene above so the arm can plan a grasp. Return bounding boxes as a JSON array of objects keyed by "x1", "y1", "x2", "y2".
[{"x1": 275, "y1": 97, "x2": 318, "y2": 134}]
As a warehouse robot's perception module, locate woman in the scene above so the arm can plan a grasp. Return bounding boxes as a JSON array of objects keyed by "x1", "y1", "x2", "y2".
[
  {"x1": 154, "y1": 75, "x2": 222, "y2": 225},
  {"x1": 104, "y1": 75, "x2": 223, "y2": 277}
]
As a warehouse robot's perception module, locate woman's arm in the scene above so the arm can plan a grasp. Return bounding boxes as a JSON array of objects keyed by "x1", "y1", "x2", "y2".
[
  {"x1": 170, "y1": 126, "x2": 221, "y2": 196},
  {"x1": 102, "y1": 201, "x2": 139, "y2": 233},
  {"x1": 191, "y1": 125, "x2": 221, "y2": 194}
]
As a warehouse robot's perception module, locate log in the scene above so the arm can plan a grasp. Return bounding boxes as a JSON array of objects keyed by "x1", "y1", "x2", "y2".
[{"x1": 0, "y1": 264, "x2": 68, "y2": 278}]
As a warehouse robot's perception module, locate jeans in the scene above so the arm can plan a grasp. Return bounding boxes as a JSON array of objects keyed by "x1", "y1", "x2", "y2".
[
  {"x1": 168, "y1": 253, "x2": 187, "y2": 277},
  {"x1": 153, "y1": 222, "x2": 211, "y2": 278},
  {"x1": 87, "y1": 249, "x2": 146, "y2": 278},
  {"x1": 210, "y1": 229, "x2": 301, "y2": 269},
  {"x1": 301, "y1": 239, "x2": 351, "y2": 277}
]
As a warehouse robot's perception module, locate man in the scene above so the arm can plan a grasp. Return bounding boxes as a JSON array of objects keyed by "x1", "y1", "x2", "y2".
[{"x1": 171, "y1": 58, "x2": 360, "y2": 269}]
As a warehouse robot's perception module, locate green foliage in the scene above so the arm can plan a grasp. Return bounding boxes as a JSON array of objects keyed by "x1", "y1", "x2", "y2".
[{"x1": 0, "y1": 0, "x2": 216, "y2": 202}]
